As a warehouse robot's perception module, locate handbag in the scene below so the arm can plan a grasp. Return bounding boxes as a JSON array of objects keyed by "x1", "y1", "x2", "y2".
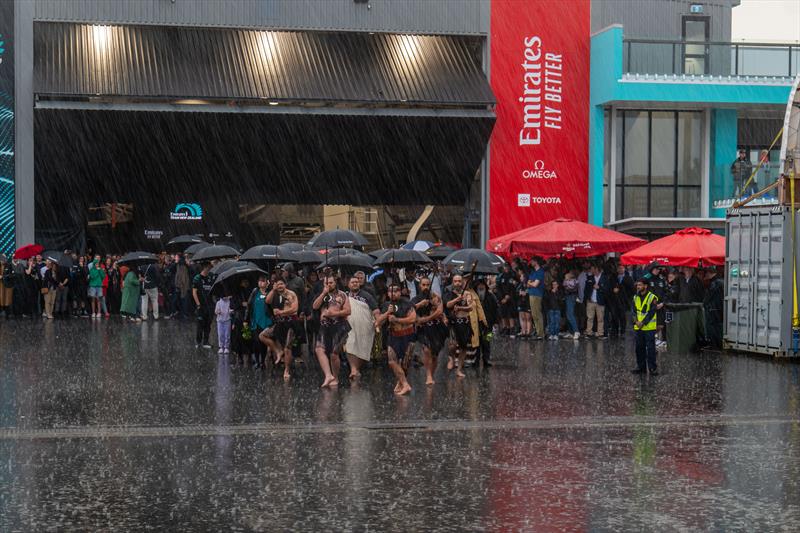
[{"x1": 40, "y1": 287, "x2": 49, "y2": 295}]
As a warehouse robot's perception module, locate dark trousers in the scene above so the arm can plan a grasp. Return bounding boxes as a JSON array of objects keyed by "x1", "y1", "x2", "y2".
[
  {"x1": 608, "y1": 303, "x2": 626, "y2": 336},
  {"x1": 196, "y1": 309, "x2": 212, "y2": 345},
  {"x1": 705, "y1": 309, "x2": 723, "y2": 349},
  {"x1": 635, "y1": 329, "x2": 657, "y2": 371}
]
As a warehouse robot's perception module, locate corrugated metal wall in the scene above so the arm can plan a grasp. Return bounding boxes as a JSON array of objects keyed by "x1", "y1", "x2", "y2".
[
  {"x1": 34, "y1": 0, "x2": 489, "y2": 36},
  {"x1": 591, "y1": 0, "x2": 736, "y2": 41}
]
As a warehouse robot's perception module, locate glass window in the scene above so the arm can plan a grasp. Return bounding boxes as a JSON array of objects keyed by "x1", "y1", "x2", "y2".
[
  {"x1": 623, "y1": 111, "x2": 648, "y2": 185},
  {"x1": 678, "y1": 112, "x2": 702, "y2": 185},
  {"x1": 677, "y1": 187, "x2": 701, "y2": 217},
  {"x1": 651, "y1": 112, "x2": 676, "y2": 185},
  {"x1": 615, "y1": 110, "x2": 703, "y2": 219},
  {"x1": 650, "y1": 188, "x2": 675, "y2": 217},
  {"x1": 623, "y1": 187, "x2": 648, "y2": 218}
]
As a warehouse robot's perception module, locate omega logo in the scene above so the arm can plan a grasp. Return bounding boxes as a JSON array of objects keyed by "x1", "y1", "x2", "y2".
[{"x1": 522, "y1": 160, "x2": 558, "y2": 179}]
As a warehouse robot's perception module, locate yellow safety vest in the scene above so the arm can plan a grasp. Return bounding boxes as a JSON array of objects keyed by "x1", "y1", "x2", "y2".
[{"x1": 634, "y1": 292, "x2": 657, "y2": 331}]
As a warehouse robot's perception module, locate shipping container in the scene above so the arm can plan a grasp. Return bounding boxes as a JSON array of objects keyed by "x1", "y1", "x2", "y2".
[{"x1": 724, "y1": 205, "x2": 800, "y2": 357}]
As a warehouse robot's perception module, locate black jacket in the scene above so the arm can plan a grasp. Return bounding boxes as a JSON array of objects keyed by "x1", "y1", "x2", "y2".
[
  {"x1": 678, "y1": 275, "x2": 705, "y2": 303},
  {"x1": 479, "y1": 290, "x2": 498, "y2": 328},
  {"x1": 583, "y1": 273, "x2": 611, "y2": 306}
]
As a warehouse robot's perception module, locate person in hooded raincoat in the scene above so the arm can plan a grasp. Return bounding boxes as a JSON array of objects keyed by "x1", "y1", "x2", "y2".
[{"x1": 120, "y1": 268, "x2": 141, "y2": 320}]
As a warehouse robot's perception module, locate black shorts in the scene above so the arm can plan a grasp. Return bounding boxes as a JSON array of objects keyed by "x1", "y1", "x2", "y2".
[
  {"x1": 451, "y1": 318, "x2": 472, "y2": 349},
  {"x1": 316, "y1": 320, "x2": 351, "y2": 355}
]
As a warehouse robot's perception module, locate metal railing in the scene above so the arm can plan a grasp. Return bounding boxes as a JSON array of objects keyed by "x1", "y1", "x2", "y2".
[{"x1": 623, "y1": 39, "x2": 799, "y2": 78}]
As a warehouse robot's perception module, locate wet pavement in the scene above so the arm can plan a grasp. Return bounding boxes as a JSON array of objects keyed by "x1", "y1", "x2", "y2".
[{"x1": 1, "y1": 318, "x2": 799, "y2": 531}]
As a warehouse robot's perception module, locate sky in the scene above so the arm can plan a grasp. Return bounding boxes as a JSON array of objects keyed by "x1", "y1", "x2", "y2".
[{"x1": 731, "y1": 0, "x2": 800, "y2": 42}]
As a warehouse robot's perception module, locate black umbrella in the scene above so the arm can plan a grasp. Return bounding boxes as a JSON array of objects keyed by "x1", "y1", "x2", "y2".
[
  {"x1": 368, "y1": 248, "x2": 391, "y2": 259},
  {"x1": 214, "y1": 241, "x2": 242, "y2": 253},
  {"x1": 373, "y1": 249, "x2": 434, "y2": 268},
  {"x1": 426, "y1": 244, "x2": 459, "y2": 260},
  {"x1": 211, "y1": 262, "x2": 267, "y2": 297},
  {"x1": 184, "y1": 242, "x2": 211, "y2": 256},
  {"x1": 293, "y1": 250, "x2": 325, "y2": 265},
  {"x1": 240, "y1": 245, "x2": 298, "y2": 266},
  {"x1": 43, "y1": 250, "x2": 73, "y2": 268},
  {"x1": 191, "y1": 245, "x2": 240, "y2": 263},
  {"x1": 442, "y1": 249, "x2": 504, "y2": 275},
  {"x1": 279, "y1": 242, "x2": 306, "y2": 253},
  {"x1": 316, "y1": 252, "x2": 373, "y2": 271},
  {"x1": 118, "y1": 251, "x2": 159, "y2": 268},
  {"x1": 210, "y1": 259, "x2": 243, "y2": 277},
  {"x1": 308, "y1": 229, "x2": 369, "y2": 248},
  {"x1": 166, "y1": 235, "x2": 206, "y2": 253}
]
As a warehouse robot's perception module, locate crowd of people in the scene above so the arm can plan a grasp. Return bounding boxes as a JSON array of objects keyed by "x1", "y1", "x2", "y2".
[{"x1": 0, "y1": 249, "x2": 725, "y2": 387}]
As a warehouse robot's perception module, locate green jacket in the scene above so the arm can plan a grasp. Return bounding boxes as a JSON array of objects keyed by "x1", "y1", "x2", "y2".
[
  {"x1": 88, "y1": 262, "x2": 106, "y2": 288},
  {"x1": 120, "y1": 271, "x2": 140, "y2": 315}
]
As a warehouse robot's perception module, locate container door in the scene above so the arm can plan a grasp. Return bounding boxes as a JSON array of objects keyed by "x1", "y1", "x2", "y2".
[
  {"x1": 725, "y1": 212, "x2": 753, "y2": 346},
  {"x1": 752, "y1": 211, "x2": 785, "y2": 349}
]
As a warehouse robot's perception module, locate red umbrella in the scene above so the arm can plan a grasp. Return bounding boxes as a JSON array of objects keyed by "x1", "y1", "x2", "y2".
[
  {"x1": 13, "y1": 243, "x2": 44, "y2": 260},
  {"x1": 486, "y1": 218, "x2": 645, "y2": 258},
  {"x1": 620, "y1": 227, "x2": 725, "y2": 267}
]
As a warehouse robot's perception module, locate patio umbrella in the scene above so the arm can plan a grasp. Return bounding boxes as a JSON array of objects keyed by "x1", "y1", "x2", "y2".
[
  {"x1": 191, "y1": 244, "x2": 239, "y2": 263},
  {"x1": 184, "y1": 242, "x2": 211, "y2": 256},
  {"x1": 166, "y1": 235, "x2": 206, "y2": 252},
  {"x1": 486, "y1": 218, "x2": 645, "y2": 258},
  {"x1": 211, "y1": 262, "x2": 267, "y2": 296},
  {"x1": 426, "y1": 244, "x2": 459, "y2": 260},
  {"x1": 373, "y1": 249, "x2": 434, "y2": 269},
  {"x1": 442, "y1": 249, "x2": 504, "y2": 275},
  {"x1": 620, "y1": 227, "x2": 725, "y2": 267},
  {"x1": 401, "y1": 240, "x2": 433, "y2": 252},
  {"x1": 43, "y1": 250, "x2": 73, "y2": 268},
  {"x1": 308, "y1": 229, "x2": 369, "y2": 248},
  {"x1": 118, "y1": 251, "x2": 159, "y2": 268},
  {"x1": 13, "y1": 243, "x2": 43, "y2": 260},
  {"x1": 293, "y1": 250, "x2": 325, "y2": 265}
]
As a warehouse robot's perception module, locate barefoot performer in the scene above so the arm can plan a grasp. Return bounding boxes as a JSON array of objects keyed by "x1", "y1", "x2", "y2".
[
  {"x1": 412, "y1": 277, "x2": 446, "y2": 385},
  {"x1": 377, "y1": 284, "x2": 416, "y2": 395},
  {"x1": 313, "y1": 275, "x2": 351, "y2": 388},
  {"x1": 345, "y1": 275, "x2": 380, "y2": 380},
  {"x1": 259, "y1": 279, "x2": 300, "y2": 381},
  {"x1": 444, "y1": 274, "x2": 474, "y2": 378}
]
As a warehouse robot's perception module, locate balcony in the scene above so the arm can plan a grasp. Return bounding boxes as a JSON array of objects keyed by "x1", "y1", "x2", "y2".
[{"x1": 623, "y1": 39, "x2": 799, "y2": 82}]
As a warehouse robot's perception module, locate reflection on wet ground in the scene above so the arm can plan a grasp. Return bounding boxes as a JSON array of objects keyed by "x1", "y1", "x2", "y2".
[{"x1": 1, "y1": 319, "x2": 799, "y2": 530}]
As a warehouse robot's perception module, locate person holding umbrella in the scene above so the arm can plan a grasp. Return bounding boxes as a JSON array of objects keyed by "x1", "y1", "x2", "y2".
[{"x1": 192, "y1": 263, "x2": 215, "y2": 349}]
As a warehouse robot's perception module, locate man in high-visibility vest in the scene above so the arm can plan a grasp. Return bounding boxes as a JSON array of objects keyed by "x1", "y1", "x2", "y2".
[{"x1": 631, "y1": 278, "x2": 658, "y2": 375}]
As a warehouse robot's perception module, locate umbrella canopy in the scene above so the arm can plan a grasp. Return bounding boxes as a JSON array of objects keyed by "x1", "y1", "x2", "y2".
[
  {"x1": 367, "y1": 248, "x2": 391, "y2": 259},
  {"x1": 486, "y1": 218, "x2": 645, "y2": 258},
  {"x1": 210, "y1": 259, "x2": 240, "y2": 277},
  {"x1": 317, "y1": 253, "x2": 374, "y2": 271},
  {"x1": 211, "y1": 262, "x2": 267, "y2": 296},
  {"x1": 191, "y1": 244, "x2": 240, "y2": 263},
  {"x1": 166, "y1": 235, "x2": 206, "y2": 252},
  {"x1": 240, "y1": 245, "x2": 298, "y2": 266},
  {"x1": 43, "y1": 250, "x2": 73, "y2": 268},
  {"x1": 118, "y1": 251, "x2": 159, "y2": 268},
  {"x1": 620, "y1": 227, "x2": 725, "y2": 267},
  {"x1": 373, "y1": 249, "x2": 434, "y2": 268},
  {"x1": 442, "y1": 249, "x2": 504, "y2": 275},
  {"x1": 426, "y1": 244, "x2": 459, "y2": 260},
  {"x1": 13, "y1": 243, "x2": 44, "y2": 260},
  {"x1": 308, "y1": 229, "x2": 369, "y2": 248},
  {"x1": 293, "y1": 250, "x2": 325, "y2": 265},
  {"x1": 401, "y1": 240, "x2": 433, "y2": 252},
  {"x1": 184, "y1": 242, "x2": 211, "y2": 256},
  {"x1": 279, "y1": 242, "x2": 306, "y2": 252}
]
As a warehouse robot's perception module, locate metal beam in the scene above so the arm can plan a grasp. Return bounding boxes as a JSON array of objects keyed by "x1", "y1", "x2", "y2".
[
  {"x1": 34, "y1": 99, "x2": 496, "y2": 119},
  {"x1": 14, "y1": 0, "x2": 34, "y2": 247}
]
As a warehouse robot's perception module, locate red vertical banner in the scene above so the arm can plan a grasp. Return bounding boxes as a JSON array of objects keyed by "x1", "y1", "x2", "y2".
[{"x1": 489, "y1": 0, "x2": 590, "y2": 239}]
